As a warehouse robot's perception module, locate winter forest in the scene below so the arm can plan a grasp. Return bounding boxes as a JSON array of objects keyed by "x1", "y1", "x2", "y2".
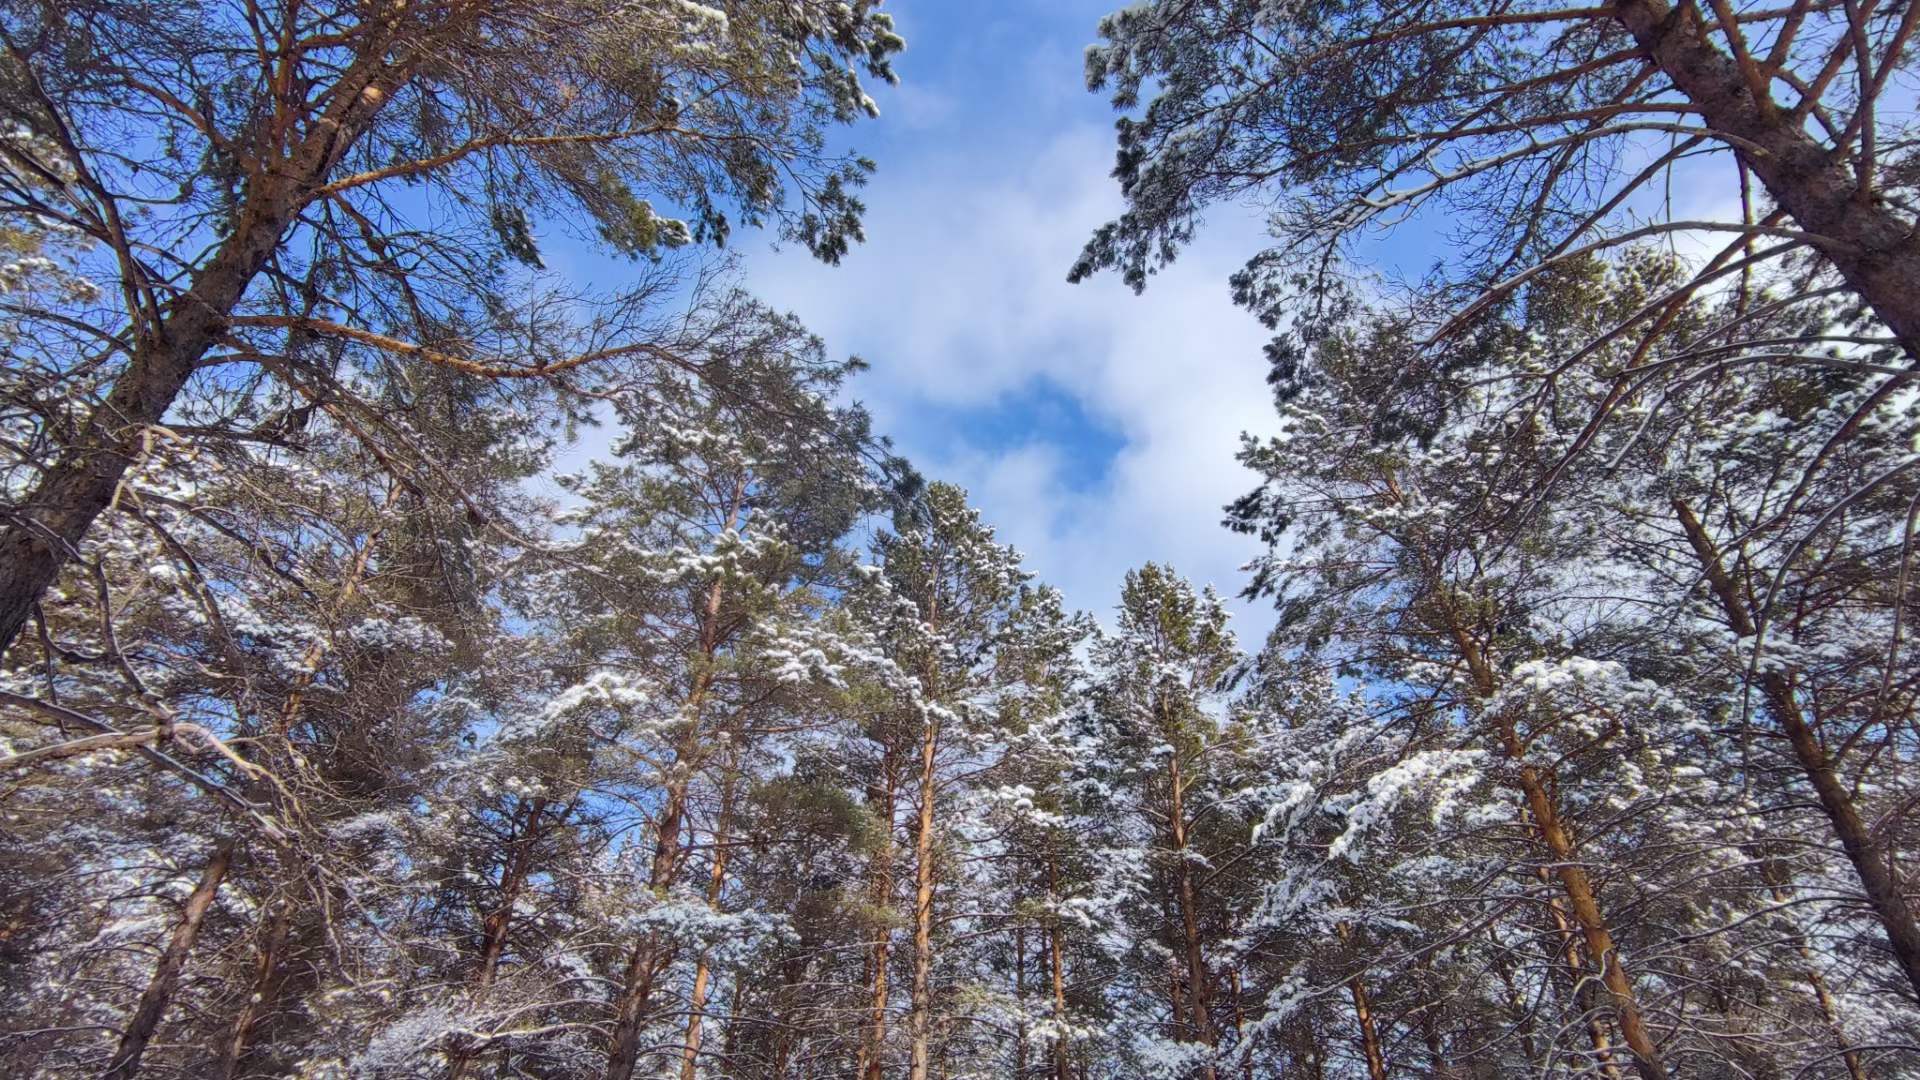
[{"x1": 5, "y1": 1, "x2": 1920, "y2": 1078}]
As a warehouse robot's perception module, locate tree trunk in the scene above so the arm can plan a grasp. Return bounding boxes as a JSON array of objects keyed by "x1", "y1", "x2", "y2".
[
  {"x1": 1612, "y1": 0, "x2": 1920, "y2": 360},
  {"x1": 858, "y1": 749, "x2": 899, "y2": 1080},
  {"x1": 1748, "y1": 858, "x2": 1866, "y2": 1079},
  {"x1": 220, "y1": 501, "x2": 389, "y2": 1079},
  {"x1": 605, "y1": 776, "x2": 689, "y2": 1080},
  {"x1": 1798, "y1": 953, "x2": 1869, "y2": 1080},
  {"x1": 1488, "y1": 928, "x2": 1543, "y2": 1070},
  {"x1": 448, "y1": 797, "x2": 548, "y2": 1080},
  {"x1": 1439, "y1": 601, "x2": 1668, "y2": 1080},
  {"x1": 0, "y1": 232, "x2": 274, "y2": 660},
  {"x1": 1673, "y1": 497, "x2": 1920, "y2": 1000},
  {"x1": 1228, "y1": 969, "x2": 1254, "y2": 1080},
  {"x1": 607, "y1": 558, "x2": 732, "y2": 1080},
  {"x1": 1542, "y1": 878, "x2": 1627, "y2": 1080},
  {"x1": 678, "y1": 777, "x2": 737, "y2": 1080},
  {"x1": 475, "y1": 807, "x2": 542, "y2": 991},
  {"x1": 907, "y1": 712, "x2": 941, "y2": 1080},
  {"x1": 214, "y1": 893, "x2": 292, "y2": 1080},
  {"x1": 104, "y1": 841, "x2": 234, "y2": 1080},
  {"x1": 0, "y1": 46, "x2": 408, "y2": 658},
  {"x1": 1335, "y1": 923, "x2": 1389, "y2": 1080},
  {"x1": 1511, "y1": 758, "x2": 1667, "y2": 1080},
  {"x1": 1165, "y1": 745, "x2": 1219, "y2": 1079},
  {"x1": 1014, "y1": 925, "x2": 1030, "y2": 1079},
  {"x1": 1047, "y1": 849, "x2": 1071, "y2": 1080}
]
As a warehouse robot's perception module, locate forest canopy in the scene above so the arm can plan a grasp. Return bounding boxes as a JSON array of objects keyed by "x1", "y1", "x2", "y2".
[{"x1": 2, "y1": 1, "x2": 1919, "y2": 1078}]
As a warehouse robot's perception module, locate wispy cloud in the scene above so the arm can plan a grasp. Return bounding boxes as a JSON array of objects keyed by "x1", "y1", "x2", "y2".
[{"x1": 745, "y1": 123, "x2": 1280, "y2": 637}]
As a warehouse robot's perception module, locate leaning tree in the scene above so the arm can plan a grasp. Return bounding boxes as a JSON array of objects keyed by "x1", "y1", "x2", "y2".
[{"x1": 0, "y1": 0, "x2": 902, "y2": 656}]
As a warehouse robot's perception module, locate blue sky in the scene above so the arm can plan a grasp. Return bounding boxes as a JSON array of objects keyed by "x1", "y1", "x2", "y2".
[
  {"x1": 730, "y1": 0, "x2": 1285, "y2": 637},
  {"x1": 542, "y1": 1, "x2": 1754, "y2": 639}
]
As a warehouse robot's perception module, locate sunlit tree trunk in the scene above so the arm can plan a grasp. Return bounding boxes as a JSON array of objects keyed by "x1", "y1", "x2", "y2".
[
  {"x1": 217, "y1": 496, "x2": 391, "y2": 1077},
  {"x1": 215, "y1": 893, "x2": 291, "y2": 1080},
  {"x1": 1758, "y1": 859, "x2": 1869, "y2": 1080},
  {"x1": 1673, "y1": 498, "x2": 1920, "y2": 1000},
  {"x1": 1047, "y1": 849, "x2": 1071, "y2": 1080},
  {"x1": 0, "y1": 40, "x2": 413, "y2": 658},
  {"x1": 1335, "y1": 922, "x2": 1389, "y2": 1080},
  {"x1": 857, "y1": 749, "x2": 899, "y2": 1080},
  {"x1": 607, "y1": 479, "x2": 743, "y2": 1080},
  {"x1": 678, "y1": 776, "x2": 738, "y2": 1080},
  {"x1": 447, "y1": 796, "x2": 551, "y2": 1080},
  {"x1": 1165, "y1": 731, "x2": 1218, "y2": 1079},
  {"x1": 104, "y1": 841, "x2": 235, "y2": 1079},
  {"x1": 1488, "y1": 929, "x2": 1543, "y2": 1070},
  {"x1": 1541, "y1": 877, "x2": 1627, "y2": 1080},
  {"x1": 1439, "y1": 598, "x2": 1668, "y2": 1080},
  {"x1": 1611, "y1": 0, "x2": 1920, "y2": 359},
  {"x1": 1014, "y1": 925, "x2": 1030, "y2": 1079},
  {"x1": 907, "y1": 709, "x2": 941, "y2": 1080}
]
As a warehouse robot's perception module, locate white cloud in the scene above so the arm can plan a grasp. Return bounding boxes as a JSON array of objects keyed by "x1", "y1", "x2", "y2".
[{"x1": 743, "y1": 125, "x2": 1280, "y2": 639}]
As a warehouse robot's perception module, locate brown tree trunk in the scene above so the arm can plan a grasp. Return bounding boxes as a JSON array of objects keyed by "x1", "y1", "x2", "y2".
[
  {"x1": 1015, "y1": 925, "x2": 1030, "y2": 1079},
  {"x1": 907, "y1": 711, "x2": 941, "y2": 1080},
  {"x1": 1612, "y1": 0, "x2": 1920, "y2": 359},
  {"x1": 0, "y1": 45, "x2": 410, "y2": 658},
  {"x1": 1488, "y1": 929, "x2": 1543, "y2": 1070},
  {"x1": 215, "y1": 894, "x2": 292, "y2": 1080},
  {"x1": 605, "y1": 775, "x2": 689, "y2": 1080},
  {"x1": 1800, "y1": 958, "x2": 1869, "y2": 1080},
  {"x1": 1228, "y1": 969, "x2": 1254, "y2": 1080},
  {"x1": 607, "y1": 553, "x2": 734, "y2": 1080},
  {"x1": 1438, "y1": 600, "x2": 1668, "y2": 1080},
  {"x1": 475, "y1": 816, "x2": 539, "y2": 991},
  {"x1": 1542, "y1": 878, "x2": 1627, "y2": 1080},
  {"x1": 1511, "y1": 757, "x2": 1667, "y2": 1080},
  {"x1": 1335, "y1": 923, "x2": 1389, "y2": 1080},
  {"x1": 1165, "y1": 744, "x2": 1219, "y2": 1080},
  {"x1": 678, "y1": 777, "x2": 737, "y2": 1080},
  {"x1": 1047, "y1": 850, "x2": 1071, "y2": 1080},
  {"x1": 858, "y1": 751, "x2": 899, "y2": 1080},
  {"x1": 1346, "y1": 975, "x2": 1389, "y2": 1080},
  {"x1": 1414, "y1": 960, "x2": 1454, "y2": 1080},
  {"x1": 1673, "y1": 498, "x2": 1920, "y2": 1000},
  {"x1": 448, "y1": 797, "x2": 549, "y2": 1080},
  {"x1": 104, "y1": 841, "x2": 235, "y2": 1079},
  {"x1": 1761, "y1": 857, "x2": 1869, "y2": 1079},
  {"x1": 219, "y1": 499, "x2": 391, "y2": 1079}
]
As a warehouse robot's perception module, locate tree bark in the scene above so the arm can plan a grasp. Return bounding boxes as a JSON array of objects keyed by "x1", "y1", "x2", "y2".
[
  {"x1": 1165, "y1": 742, "x2": 1219, "y2": 1080},
  {"x1": 104, "y1": 841, "x2": 234, "y2": 1080},
  {"x1": 605, "y1": 774, "x2": 689, "y2": 1080},
  {"x1": 1228, "y1": 969, "x2": 1254, "y2": 1080},
  {"x1": 1047, "y1": 849, "x2": 1072, "y2": 1080},
  {"x1": 1439, "y1": 600, "x2": 1668, "y2": 1080},
  {"x1": 1510, "y1": 756, "x2": 1667, "y2": 1080},
  {"x1": 1773, "y1": 883, "x2": 1869, "y2": 1080},
  {"x1": 1488, "y1": 929, "x2": 1544, "y2": 1070},
  {"x1": 447, "y1": 797, "x2": 548, "y2": 1080},
  {"x1": 1542, "y1": 877, "x2": 1627, "y2": 1080},
  {"x1": 857, "y1": 749, "x2": 898, "y2": 1080},
  {"x1": 907, "y1": 711, "x2": 941, "y2": 1080},
  {"x1": 1612, "y1": 0, "x2": 1920, "y2": 358},
  {"x1": 214, "y1": 893, "x2": 291, "y2": 1080},
  {"x1": 678, "y1": 777, "x2": 737, "y2": 1080},
  {"x1": 1014, "y1": 925, "x2": 1030, "y2": 1079},
  {"x1": 1673, "y1": 497, "x2": 1920, "y2": 1000},
  {"x1": 606, "y1": 552, "x2": 734, "y2": 1080},
  {"x1": 1335, "y1": 923, "x2": 1389, "y2": 1080},
  {"x1": 0, "y1": 43, "x2": 409, "y2": 658}
]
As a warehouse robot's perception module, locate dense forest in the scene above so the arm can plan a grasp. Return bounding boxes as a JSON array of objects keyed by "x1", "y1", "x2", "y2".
[{"x1": 2, "y1": 0, "x2": 1919, "y2": 1077}]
